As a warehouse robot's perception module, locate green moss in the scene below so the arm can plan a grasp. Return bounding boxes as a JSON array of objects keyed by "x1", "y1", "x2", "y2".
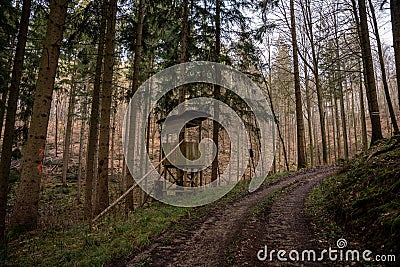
[
  {"x1": 3, "y1": 203, "x2": 188, "y2": 266},
  {"x1": 307, "y1": 136, "x2": 400, "y2": 260},
  {"x1": 4, "y1": 172, "x2": 291, "y2": 266}
]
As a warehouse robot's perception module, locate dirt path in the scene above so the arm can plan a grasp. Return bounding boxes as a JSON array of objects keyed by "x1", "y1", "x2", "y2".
[
  {"x1": 126, "y1": 168, "x2": 336, "y2": 267},
  {"x1": 231, "y1": 169, "x2": 335, "y2": 266}
]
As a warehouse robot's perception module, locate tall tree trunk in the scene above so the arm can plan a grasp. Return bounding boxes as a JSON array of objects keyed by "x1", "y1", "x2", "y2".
[
  {"x1": 351, "y1": 0, "x2": 369, "y2": 150},
  {"x1": 284, "y1": 102, "x2": 290, "y2": 165},
  {"x1": 110, "y1": 109, "x2": 115, "y2": 181},
  {"x1": 131, "y1": 0, "x2": 145, "y2": 96},
  {"x1": 350, "y1": 77, "x2": 358, "y2": 153},
  {"x1": 260, "y1": 69, "x2": 289, "y2": 171},
  {"x1": 301, "y1": 0, "x2": 327, "y2": 164},
  {"x1": 303, "y1": 48, "x2": 314, "y2": 167},
  {"x1": 95, "y1": 0, "x2": 117, "y2": 215},
  {"x1": 325, "y1": 100, "x2": 331, "y2": 163},
  {"x1": 0, "y1": 0, "x2": 19, "y2": 141},
  {"x1": 369, "y1": 0, "x2": 399, "y2": 134},
  {"x1": 345, "y1": 82, "x2": 353, "y2": 154},
  {"x1": 62, "y1": 70, "x2": 76, "y2": 187},
  {"x1": 330, "y1": 93, "x2": 338, "y2": 162},
  {"x1": 55, "y1": 96, "x2": 59, "y2": 157},
  {"x1": 211, "y1": 0, "x2": 221, "y2": 181},
  {"x1": 85, "y1": 0, "x2": 107, "y2": 219},
  {"x1": 0, "y1": 0, "x2": 31, "y2": 240},
  {"x1": 0, "y1": 90, "x2": 8, "y2": 140},
  {"x1": 77, "y1": 93, "x2": 87, "y2": 202},
  {"x1": 358, "y1": 0, "x2": 383, "y2": 144},
  {"x1": 290, "y1": 0, "x2": 306, "y2": 169},
  {"x1": 125, "y1": 0, "x2": 145, "y2": 210},
  {"x1": 11, "y1": 0, "x2": 68, "y2": 230},
  {"x1": 177, "y1": 0, "x2": 189, "y2": 186},
  {"x1": 333, "y1": 12, "x2": 349, "y2": 159},
  {"x1": 359, "y1": 65, "x2": 368, "y2": 151},
  {"x1": 267, "y1": 37, "x2": 286, "y2": 170},
  {"x1": 313, "y1": 110, "x2": 321, "y2": 165},
  {"x1": 338, "y1": 75, "x2": 349, "y2": 159},
  {"x1": 390, "y1": 0, "x2": 400, "y2": 108}
]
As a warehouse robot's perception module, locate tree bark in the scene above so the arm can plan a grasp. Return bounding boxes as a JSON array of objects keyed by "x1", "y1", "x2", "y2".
[
  {"x1": 300, "y1": 0, "x2": 327, "y2": 164},
  {"x1": 390, "y1": 0, "x2": 400, "y2": 108},
  {"x1": 350, "y1": 77, "x2": 358, "y2": 153},
  {"x1": 85, "y1": 0, "x2": 107, "y2": 219},
  {"x1": 125, "y1": 0, "x2": 146, "y2": 210},
  {"x1": 177, "y1": 0, "x2": 189, "y2": 186},
  {"x1": 110, "y1": 109, "x2": 115, "y2": 181},
  {"x1": 130, "y1": 0, "x2": 145, "y2": 97},
  {"x1": 351, "y1": 0, "x2": 369, "y2": 150},
  {"x1": 0, "y1": 0, "x2": 32, "y2": 240},
  {"x1": 303, "y1": 45, "x2": 314, "y2": 167},
  {"x1": 333, "y1": 11, "x2": 349, "y2": 159},
  {"x1": 324, "y1": 99, "x2": 331, "y2": 163},
  {"x1": 0, "y1": 0, "x2": 19, "y2": 141},
  {"x1": 62, "y1": 69, "x2": 76, "y2": 187},
  {"x1": 330, "y1": 93, "x2": 337, "y2": 162},
  {"x1": 359, "y1": 64, "x2": 369, "y2": 150},
  {"x1": 358, "y1": 0, "x2": 383, "y2": 144},
  {"x1": 369, "y1": 0, "x2": 399, "y2": 134},
  {"x1": 77, "y1": 94, "x2": 87, "y2": 202},
  {"x1": 55, "y1": 96, "x2": 59, "y2": 157},
  {"x1": 290, "y1": 0, "x2": 306, "y2": 169},
  {"x1": 260, "y1": 68, "x2": 289, "y2": 171},
  {"x1": 95, "y1": 0, "x2": 117, "y2": 215},
  {"x1": 212, "y1": 0, "x2": 221, "y2": 181},
  {"x1": 11, "y1": 0, "x2": 68, "y2": 230},
  {"x1": 0, "y1": 89, "x2": 8, "y2": 140},
  {"x1": 337, "y1": 67, "x2": 349, "y2": 159},
  {"x1": 332, "y1": 89, "x2": 340, "y2": 159}
]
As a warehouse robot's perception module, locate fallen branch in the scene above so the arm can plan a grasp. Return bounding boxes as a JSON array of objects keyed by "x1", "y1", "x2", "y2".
[{"x1": 93, "y1": 140, "x2": 184, "y2": 222}]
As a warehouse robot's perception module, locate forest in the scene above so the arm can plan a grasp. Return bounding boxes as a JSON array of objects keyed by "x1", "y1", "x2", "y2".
[{"x1": 0, "y1": 0, "x2": 399, "y2": 265}]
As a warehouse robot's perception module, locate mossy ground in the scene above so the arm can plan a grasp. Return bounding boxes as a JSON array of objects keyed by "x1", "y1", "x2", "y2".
[
  {"x1": 1, "y1": 169, "x2": 289, "y2": 266},
  {"x1": 308, "y1": 136, "x2": 400, "y2": 262}
]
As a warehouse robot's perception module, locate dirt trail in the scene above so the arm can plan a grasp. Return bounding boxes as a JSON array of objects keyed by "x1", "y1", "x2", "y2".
[
  {"x1": 126, "y1": 167, "x2": 336, "y2": 267},
  {"x1": 231, "y1": 169, "x2": 335, "y2": 266}
]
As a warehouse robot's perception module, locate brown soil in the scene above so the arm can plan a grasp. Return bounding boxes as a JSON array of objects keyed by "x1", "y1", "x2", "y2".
[
  {"x1": 231, "y1": 169, "x2": 336, "y2": 266},
  {"x1": 125, "y1": 167, "x2": 336, "y2": 267}
]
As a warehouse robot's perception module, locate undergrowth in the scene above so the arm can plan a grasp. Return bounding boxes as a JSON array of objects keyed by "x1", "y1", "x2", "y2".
[
  {"x1": 2, "y1": 172, "x2": 289, "y2": 266},
  {"x1": 308, "y1": 136, "x2": 400, "y2": 263}
]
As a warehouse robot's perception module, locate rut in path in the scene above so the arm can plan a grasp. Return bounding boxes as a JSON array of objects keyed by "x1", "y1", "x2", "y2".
[
  {"x1": 231, "y1": 169, "x2": 335, "y2": 266},
  {"x1": 126, "y1": 167, "x2": 336, "y2": 267}
]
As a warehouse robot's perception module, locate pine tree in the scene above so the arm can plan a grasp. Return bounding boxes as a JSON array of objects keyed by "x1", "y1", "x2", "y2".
[
  {"x1": 12, "y1": 0, "x2": 69, "y2": 230},
  {"x1": 85, "y1": 0, "x2": 107, "y2": 219},
  {"x1": 289, "y1": 0, "x2": 306, "y2": 169},
  {"x1": 95, "y1": 0, "x2": 118, "y2": 215},
  {"x1": 0, "y1": 0, "x2": 31, "y2": 240}
]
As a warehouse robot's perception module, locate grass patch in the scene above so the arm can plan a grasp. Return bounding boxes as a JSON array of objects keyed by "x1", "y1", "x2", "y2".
[
  {"x1": 4, "y1": 203, "x2": 189, "y2": 266},
  {"x1": 3, "y1": 172, "x2": 290, "y2": 266}
]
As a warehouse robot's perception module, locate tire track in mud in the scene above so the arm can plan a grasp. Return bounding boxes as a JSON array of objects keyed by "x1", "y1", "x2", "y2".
[
  {"x1": 126, "y1": 167, "x2": 336, "y2": 267},
  {"x1": 230, "y1": 169, "x2": 336, "y2": 266}
]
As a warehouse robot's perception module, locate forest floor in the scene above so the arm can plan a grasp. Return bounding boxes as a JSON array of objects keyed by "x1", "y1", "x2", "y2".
[
  {"x1": 4, "y1": 138, "x2": 400, "y2": 266},
  {"x1": 125, "y1": 167, "x2": 336, "y2": 266},
  {"x1": 124, "y1": 137, "x2": 400, "y2": 267}
]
